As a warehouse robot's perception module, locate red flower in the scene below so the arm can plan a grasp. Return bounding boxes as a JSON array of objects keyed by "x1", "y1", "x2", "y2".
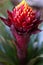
[
  {"x1": 0, "y1": 1, "x2": 42, "y2": 34},
  {"x1": 0, "y1": 0, "x2": 43, "y2": 63}
]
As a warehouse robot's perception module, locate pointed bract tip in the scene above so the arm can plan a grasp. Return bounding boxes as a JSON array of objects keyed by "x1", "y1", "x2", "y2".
[{"x1": 7, "y1": 10, "x2": 13, "y2": 17}]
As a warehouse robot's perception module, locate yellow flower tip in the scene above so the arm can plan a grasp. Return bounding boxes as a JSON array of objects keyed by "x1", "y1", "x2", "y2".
[{"x1": 16, "y1": 0, "x2": 32, "y2": 11}]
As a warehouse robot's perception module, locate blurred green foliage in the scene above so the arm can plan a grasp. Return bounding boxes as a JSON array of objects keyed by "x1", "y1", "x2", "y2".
[{"x1": 0, "y1": 0, "x2": 13, "y2": 16}]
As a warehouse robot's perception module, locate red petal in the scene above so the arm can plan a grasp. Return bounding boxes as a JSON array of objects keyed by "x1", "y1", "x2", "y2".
[
  {"x1": 32, "y1": 29, "x2": 41, "y2": 34},
  {"x1": 0, "y1": 17, "x2": 11, "y2": 27},
  {"x1": 7, "y1": 10, "x2": 13, "y2": 20},
  {"x1": 7, "y1": 10, "x2": 12, "y2": 16}
]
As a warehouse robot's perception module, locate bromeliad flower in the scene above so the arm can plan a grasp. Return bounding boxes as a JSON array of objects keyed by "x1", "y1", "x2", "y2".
[
  {"x1": 0, "y1": 0, "x2": 42, "y2": 34},
  {"x1": 0, "y1": 0, "x2": 43, "y2": 64}
]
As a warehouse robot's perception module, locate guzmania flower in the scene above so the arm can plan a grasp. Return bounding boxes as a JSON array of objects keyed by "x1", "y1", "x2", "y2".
[{"x1": 0, "y1": 0, "x2": 43, "y2": 64}]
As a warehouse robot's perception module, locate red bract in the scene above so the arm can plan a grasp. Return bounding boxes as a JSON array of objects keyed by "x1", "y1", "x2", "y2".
[
  {"x1": 0, "y1": 0, "x2": 43, "y2": 64},
  {"x1": 0, "y1": 1, "x2": 42, "y2": 34}
]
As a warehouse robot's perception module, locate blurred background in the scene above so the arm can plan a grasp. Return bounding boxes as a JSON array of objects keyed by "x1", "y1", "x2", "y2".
[{"x1": 0, "y1": 0, "x2": 43, "y2": 65}]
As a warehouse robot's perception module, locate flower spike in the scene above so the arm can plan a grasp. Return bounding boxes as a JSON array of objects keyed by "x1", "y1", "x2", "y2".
[{"x1": 0, "y1": 0, "x2": 43, "y2": 64}]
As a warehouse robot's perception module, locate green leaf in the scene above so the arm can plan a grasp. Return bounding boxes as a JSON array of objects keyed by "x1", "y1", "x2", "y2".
[
  {"x1": 27, "y1": 54, "x2": 43, "y2": 65},
  {"x1": 35, "y1": 55, "x2": 43, "y2": 65},
  {"x1": 27, "y1": 34, "x2": 43, "y2": 65},
  {"x1": 0, "y1": 20, "x2": 19, "y2": 65}
]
